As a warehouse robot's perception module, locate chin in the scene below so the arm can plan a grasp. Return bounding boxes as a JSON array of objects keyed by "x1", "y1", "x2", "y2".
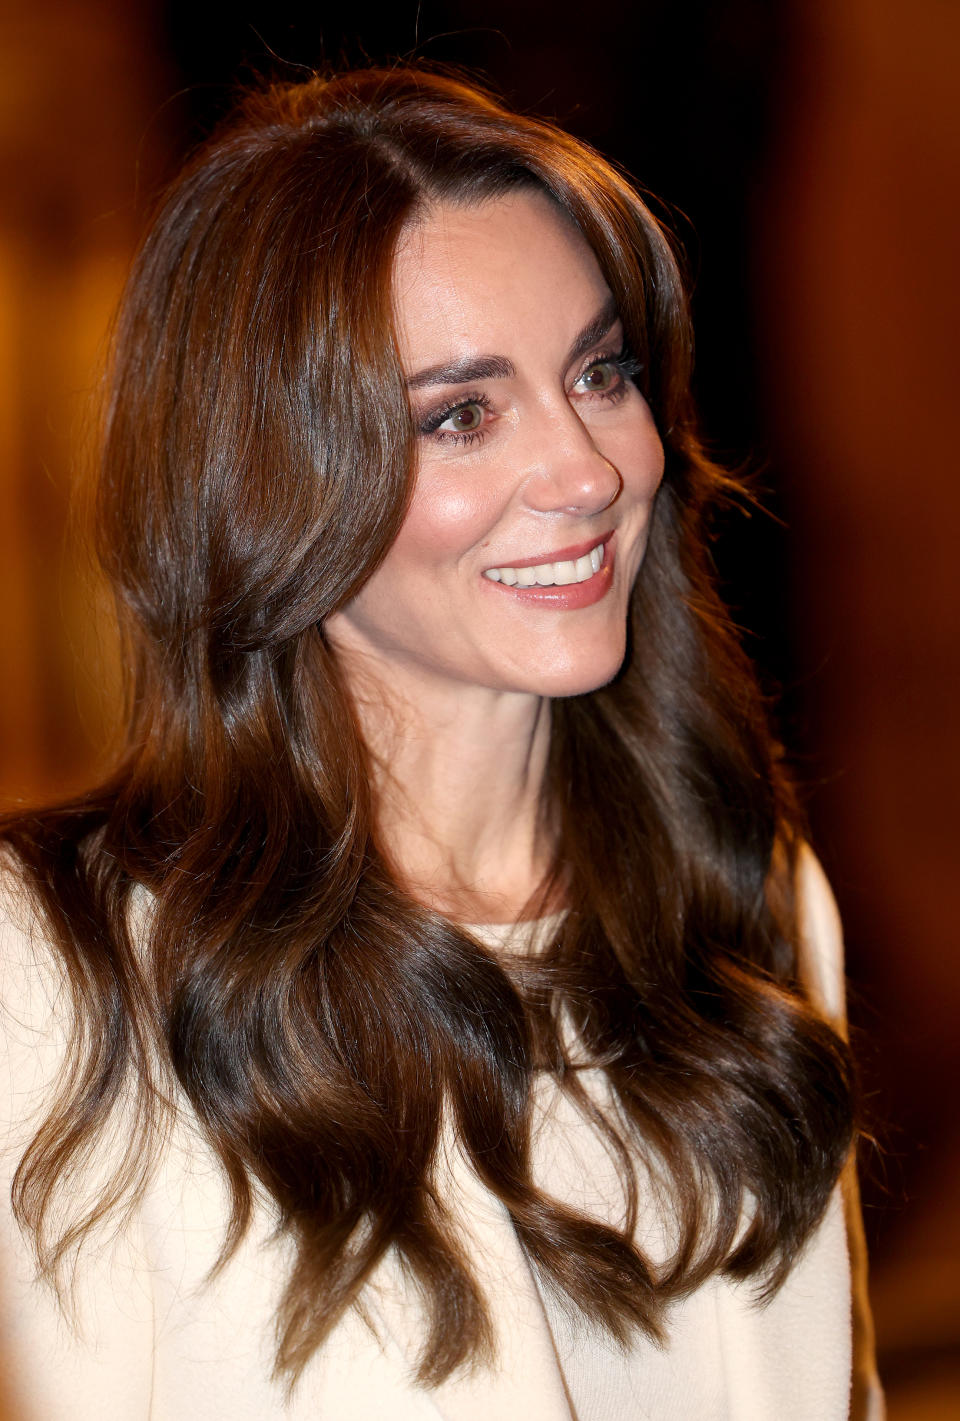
[{"x1": 512, "y1": 643, "x2": 628, "y2": 699}]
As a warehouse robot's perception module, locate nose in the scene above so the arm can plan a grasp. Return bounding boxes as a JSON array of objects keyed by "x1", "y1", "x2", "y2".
[{"x1": 520, "y1": 403, "x2": 624, "y2": 516}]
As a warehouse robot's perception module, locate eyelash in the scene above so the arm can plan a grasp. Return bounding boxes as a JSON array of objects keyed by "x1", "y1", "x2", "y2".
[
  {"x1": 418, "y1": 391, "x2": 493, "y2": 445},
  {"x1": 417, "y1": 347, "x2": 644, "y2": 448}
]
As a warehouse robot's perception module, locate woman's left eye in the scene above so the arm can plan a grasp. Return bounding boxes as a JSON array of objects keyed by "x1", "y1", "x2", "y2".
[{"x1": 575, "y1": 360, "x2": 620, "y2": 394}]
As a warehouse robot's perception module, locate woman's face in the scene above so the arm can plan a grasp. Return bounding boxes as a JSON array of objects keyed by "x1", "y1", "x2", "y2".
[{"x1": 326, "y1": 188, "x2": 665, "y2": 701}]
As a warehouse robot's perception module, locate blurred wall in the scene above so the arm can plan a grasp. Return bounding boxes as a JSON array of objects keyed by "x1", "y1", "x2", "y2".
[
  {"x1": 760, "y1": 0, "x2": 960, "y2": 1407},
  {"x1": 0, "y1": 0, "x2": 169, "y2": 806}
]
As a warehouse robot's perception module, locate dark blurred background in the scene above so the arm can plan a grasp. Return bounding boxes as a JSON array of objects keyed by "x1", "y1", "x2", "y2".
[{"x1": 1, "y1": 1, "x2": 957, "y2": 1416}]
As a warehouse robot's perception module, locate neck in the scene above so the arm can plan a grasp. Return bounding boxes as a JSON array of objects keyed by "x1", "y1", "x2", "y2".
[{"x1": 344, "y1": 660, "x2": 555, "y2": 924}]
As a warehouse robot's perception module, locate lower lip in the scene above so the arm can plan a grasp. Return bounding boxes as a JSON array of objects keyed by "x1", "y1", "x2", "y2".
[{"x1": 482, "y1": 539, "x2": 615, "y2": 610}]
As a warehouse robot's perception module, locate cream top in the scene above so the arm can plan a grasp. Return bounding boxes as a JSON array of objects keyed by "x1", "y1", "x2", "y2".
[{"x1": 0, "y1": 848, "x2": 883, "y2": 1420}]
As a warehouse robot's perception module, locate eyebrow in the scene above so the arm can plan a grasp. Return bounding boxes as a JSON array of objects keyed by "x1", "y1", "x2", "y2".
[
  {"x1": 404, "y1": 296, "x2": 621, "y2": 392},
  {"x1": 406, "y1": 354, "x2": 515, "y2": 390},
  {"x1": 567, "y1": 296, "x2": 621, "y2": 366}
]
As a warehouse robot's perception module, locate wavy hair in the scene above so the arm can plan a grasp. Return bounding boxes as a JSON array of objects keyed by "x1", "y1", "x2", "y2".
[{"x1": 2, "y1": 67, "x2": 854, "y2": 1387}]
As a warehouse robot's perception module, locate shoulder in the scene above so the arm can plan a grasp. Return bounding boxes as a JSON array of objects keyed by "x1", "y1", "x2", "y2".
[
  {"x1": 0, "y1": 849, "x2": 72, "y2": 1037},
  {"x1": 793, "y1": 842, "x2": 847, "y2": 1031},
  {"x1": 0, "y1": 852, "x2": 75, "y2": 1158},
  {"x1": 0, "y1": 859, "x2": 162, "y2": 1419}
]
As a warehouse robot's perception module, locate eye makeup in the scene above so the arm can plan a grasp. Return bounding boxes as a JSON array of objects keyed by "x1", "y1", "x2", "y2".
[
  {"x1": 413, "y1": 345, "x2": 644, "y2": 448},
  {"x1": 574, "y1": 346, "x2": 644, "y2": 394},
  {"x1": 416, "y1": 392, "x2": 492, "y2": 445}
]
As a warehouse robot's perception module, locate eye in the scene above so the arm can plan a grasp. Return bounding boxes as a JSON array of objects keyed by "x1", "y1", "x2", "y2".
[
  {"x1": 576, "y1": 360, "x2": 618, "y2": 393},
  {"x1": 437, "y1": 401, "x2": 485, "y2": 434},
  {"x1": 418, "y1": 394, "x2": 491, "y2": 443}
]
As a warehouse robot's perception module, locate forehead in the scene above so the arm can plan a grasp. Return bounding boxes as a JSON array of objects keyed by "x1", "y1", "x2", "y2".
[{"x1": 391, "y1": 190, "x2": 614, "y2": 367}]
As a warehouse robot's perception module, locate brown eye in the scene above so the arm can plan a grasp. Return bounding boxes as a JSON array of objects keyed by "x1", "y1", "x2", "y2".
[
  {"x1": 578, "y1": 361, "x2": 616, "y2": 392},
  {"x1": 440, "y1": 401, "x2": 485, "y2": 433}
]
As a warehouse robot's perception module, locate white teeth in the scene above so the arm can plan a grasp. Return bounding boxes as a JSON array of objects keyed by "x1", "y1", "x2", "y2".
[{"x1": 483, "y1": 542, "x2": 605, "y2": 588}]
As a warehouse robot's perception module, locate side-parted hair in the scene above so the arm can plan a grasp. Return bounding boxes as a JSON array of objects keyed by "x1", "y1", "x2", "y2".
[{"x1": 2, "y1": 66, "x2": 853, "y2": 1386}]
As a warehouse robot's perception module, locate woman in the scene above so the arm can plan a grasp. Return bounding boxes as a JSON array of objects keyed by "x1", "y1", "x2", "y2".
[{"x1": 0, "y1": 66, "x2": 881, "y2": 1418}]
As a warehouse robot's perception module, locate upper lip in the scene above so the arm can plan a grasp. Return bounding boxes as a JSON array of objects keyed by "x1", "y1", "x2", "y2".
[{"x1": 482, "y1": 530, "x2": 613, "y2": 571}]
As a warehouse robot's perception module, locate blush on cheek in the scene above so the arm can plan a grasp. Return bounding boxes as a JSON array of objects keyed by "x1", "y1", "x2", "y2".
[{"x1": 393, "y1": 473, "x2": 505, "y2": 567}]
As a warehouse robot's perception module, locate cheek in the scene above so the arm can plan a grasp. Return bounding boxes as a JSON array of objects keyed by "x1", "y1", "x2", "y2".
[
  {"x1": 392, "y1": 465, "x2": 507, "y2": 567},
  {"x1": 620, "y1": 424, "x2": 665, "y2": 503},
  {"x1": 642, "y1": 454, "x2": 666, "y2": 503}
]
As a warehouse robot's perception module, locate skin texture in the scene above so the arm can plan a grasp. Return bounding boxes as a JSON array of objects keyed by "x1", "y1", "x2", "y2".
[{"x1": 326, "y1": 191, "x2": 665, "y2": 918}]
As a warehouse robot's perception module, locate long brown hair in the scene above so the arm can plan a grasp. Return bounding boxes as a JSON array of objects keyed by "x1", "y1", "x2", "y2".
[{"x1": 2, "y1": 66, "x2": 854, "y2": 1387}]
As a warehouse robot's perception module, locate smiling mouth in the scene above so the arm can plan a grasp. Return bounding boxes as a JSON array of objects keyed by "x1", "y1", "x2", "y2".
[{"x1": 482, "y1": 535, "x2": 607, "y2": 587}]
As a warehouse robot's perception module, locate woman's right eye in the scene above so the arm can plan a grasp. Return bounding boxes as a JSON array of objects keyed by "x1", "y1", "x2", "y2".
[
  {"x1": 419, "y1": 397, "x2": 489, "y2": 443},
  {"x1": 436, "y1": 401, "x2": 485, "y2": 435}
]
